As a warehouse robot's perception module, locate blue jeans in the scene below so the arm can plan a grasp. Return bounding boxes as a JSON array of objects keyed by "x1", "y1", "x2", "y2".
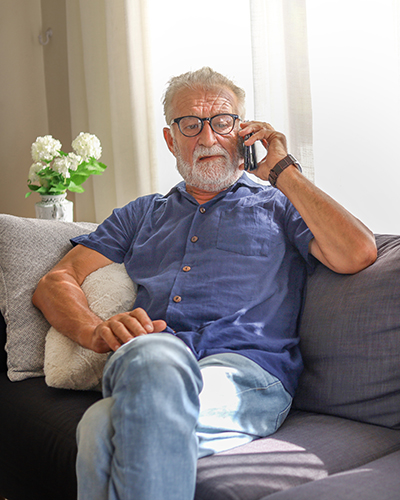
[{"x1": 76, "y1": 334, "x2": 292, "y2": 500}]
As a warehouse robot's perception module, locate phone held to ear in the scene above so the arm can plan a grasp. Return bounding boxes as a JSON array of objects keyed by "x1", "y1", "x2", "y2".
[{"x1": 243, "y1": 134, "x2": 257, "y2": 171}]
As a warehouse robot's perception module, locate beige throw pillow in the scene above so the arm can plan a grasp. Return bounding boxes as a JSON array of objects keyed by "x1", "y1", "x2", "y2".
[{"x1": 44, "y1": 263, "x2": 137, "y2": 391}]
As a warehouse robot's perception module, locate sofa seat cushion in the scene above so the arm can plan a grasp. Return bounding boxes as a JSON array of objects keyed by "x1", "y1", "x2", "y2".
[
  {"x1": 262, "y1": 449, "x2": 400, "y2": 500},
  {"x1": 0, "y1": 373, "x2": 101, "y2": 500},
  {"x1": 294, "y1": 234, "x2": 400, "y2": 428},
  {"x1": 195, "y1": 410, "x2": 400, "y2": 500}
]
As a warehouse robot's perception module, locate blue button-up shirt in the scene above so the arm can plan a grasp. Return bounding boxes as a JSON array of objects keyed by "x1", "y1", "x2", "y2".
[{"x1": 72, "y1": 173, "x2": 314, "y2": 396}]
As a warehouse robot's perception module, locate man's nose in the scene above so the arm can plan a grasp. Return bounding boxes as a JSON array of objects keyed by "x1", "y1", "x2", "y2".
[{"x1": 198, "y1": 121, "x2": 218, "y2": 147}]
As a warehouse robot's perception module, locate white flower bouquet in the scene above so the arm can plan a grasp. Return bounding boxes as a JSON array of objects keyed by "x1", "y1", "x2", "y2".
[{"x1": 26, "y1": 133, "x2": 107, "y2": 198}]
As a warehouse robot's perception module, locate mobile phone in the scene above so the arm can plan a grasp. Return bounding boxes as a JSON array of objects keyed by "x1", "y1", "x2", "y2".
[{"x1": 243, "y1": 134, "x2": 257, "y2": 171}]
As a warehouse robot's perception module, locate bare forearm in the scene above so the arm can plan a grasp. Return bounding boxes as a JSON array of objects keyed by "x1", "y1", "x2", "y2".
[
  {"x1": 32, "y1": 270, "x2": 103, "y2": 348},
  {"x1": 276, "y1": 166, "x2": 377, "y2": 274},
  {"x1": 32, "y1": 244, "x2": 166, "y2": 353}
]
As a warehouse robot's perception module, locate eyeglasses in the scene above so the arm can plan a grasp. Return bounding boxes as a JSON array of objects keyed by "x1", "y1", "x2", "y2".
[{"x1": 170, "y1": 114, "x2": 239, "y2": 137}]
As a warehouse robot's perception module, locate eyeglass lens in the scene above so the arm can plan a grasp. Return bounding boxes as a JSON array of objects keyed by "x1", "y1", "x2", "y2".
[{"x1": 178, "y1": 115, "x2": 236, "y2": 137}]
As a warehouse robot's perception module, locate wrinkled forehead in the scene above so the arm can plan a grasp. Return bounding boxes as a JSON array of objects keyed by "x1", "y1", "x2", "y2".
[{"x1": 170, "y1": 86, "x2": 239, "y2": 120}]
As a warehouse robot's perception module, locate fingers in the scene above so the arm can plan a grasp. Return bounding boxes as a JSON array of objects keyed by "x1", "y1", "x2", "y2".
[
  {"x1": 239, "y1": 120, "x2": 272, "y2": 142},
  {"x1": 239, "y1": 121, "x2": 288, "y2": 179},
  {"x1": 239, "y1": 121, "x2": 287, "y2": 149},
  {"x1": 93, "y1": 308, "x2": 167, "y2": 352},
  {"x1": 153, "y1": 319, "x2": 168, "y2": 332}
]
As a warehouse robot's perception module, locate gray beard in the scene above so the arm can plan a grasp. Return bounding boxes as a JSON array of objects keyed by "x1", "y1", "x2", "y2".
[{"x1": 174, "y1": 143, "x2": 243, "y2": 192}]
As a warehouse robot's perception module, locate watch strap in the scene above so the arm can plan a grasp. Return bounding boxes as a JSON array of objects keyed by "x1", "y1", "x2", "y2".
[{"x1": 268, "y1": 154, "x2": 302, "y2": 187}]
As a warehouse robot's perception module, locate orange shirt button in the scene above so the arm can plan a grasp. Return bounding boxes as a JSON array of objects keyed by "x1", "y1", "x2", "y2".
[
  {"x1": 191, "y1": 236, "x2": 199, "y2": 243},
  {"x1": 173, "y1": 295, "x2": 182, "y2": 303},
  {"x1": 183, "y1": 266, "x2": 191, "y2": 272}
]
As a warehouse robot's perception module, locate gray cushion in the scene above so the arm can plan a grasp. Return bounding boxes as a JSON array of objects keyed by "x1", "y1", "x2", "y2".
[
  {"x1": 0, "y1": 214, "x2": 97, "y2": 381},
  {"x1": 293, "y1": 234, "x2": 400, "y2": 428},
  {"x1": 263, "y1": 448, "x2": 400, "y2": 500},
  {"x1": 195, "y1": 410, "x2": 400, "y2": 500}
]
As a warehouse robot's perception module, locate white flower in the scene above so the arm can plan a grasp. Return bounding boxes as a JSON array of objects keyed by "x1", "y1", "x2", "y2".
[
  {"x1": 31, "y1": 135, "x2": 62, "y2": 162},
  {"x1": 52, "y1": 157, "x2": 71, "y2": 178},
  {"x1": 66, "y1": 152, "x2": 82, "y2": 171},
  {"x1": 28, "y1": 162, "x2": 45, "y2": 183},
  {"x1": 27, "y1": 132, "x2": 106, "y2": 198},
  {"x1": 72, "y1": 132, "x2": 102, "y2": 161}
]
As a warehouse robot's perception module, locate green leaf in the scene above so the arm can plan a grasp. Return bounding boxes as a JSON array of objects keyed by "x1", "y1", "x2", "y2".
[
  {"x1": 67, "y1": 180, "x2": 85, "y2": 193},
  {"x1": 27, "y1": 183, "x2": 41, "y2": 192},
  {"x1": 69, "y1": 172, "x2": 91, "y2": 186},
  {"x1": 48, "y1": 187, "x2": 67, "y2": 195}
]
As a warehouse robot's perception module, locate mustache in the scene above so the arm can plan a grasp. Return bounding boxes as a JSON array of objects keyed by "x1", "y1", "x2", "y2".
[{"x1": 193, "y1": 145, "x2": 229, "y2": 162}]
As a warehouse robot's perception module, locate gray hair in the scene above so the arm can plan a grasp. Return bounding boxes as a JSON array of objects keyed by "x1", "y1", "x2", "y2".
[{"x1": 162, "y1": 67, "x2": 246, "y2": 124}]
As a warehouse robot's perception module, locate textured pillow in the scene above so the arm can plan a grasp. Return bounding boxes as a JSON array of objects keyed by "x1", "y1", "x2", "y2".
[
  {"x1": 44, "y1": 263, "x2": 137, "y2": 390},
  {"x1": 0, "y1": 214, "x2": 97, "y2": 381},
  {"x1": 294, "y1": 234, "x2": 400, "y2": 429}
]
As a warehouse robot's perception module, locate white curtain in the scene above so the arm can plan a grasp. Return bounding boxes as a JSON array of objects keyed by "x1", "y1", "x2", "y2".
[
  {"x1": 250, "y1": 0, "x2": 314, "y2": 182},
  {"x1": 65, "y1": 0, "x2": 157, "y2": 223}
]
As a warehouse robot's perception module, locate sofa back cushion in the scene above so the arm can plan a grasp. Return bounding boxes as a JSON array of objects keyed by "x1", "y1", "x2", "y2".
[
  {"x1": 0, "y1": 214, "x2": 97, "y2": 381},
  {"x1": 294, "y1": 234, "x2": 400, "y2": 429}
]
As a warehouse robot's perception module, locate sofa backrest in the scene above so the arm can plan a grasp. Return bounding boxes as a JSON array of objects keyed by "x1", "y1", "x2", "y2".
[{"x1": 294, "y1": 234, "x2": 400, "y2": 429}]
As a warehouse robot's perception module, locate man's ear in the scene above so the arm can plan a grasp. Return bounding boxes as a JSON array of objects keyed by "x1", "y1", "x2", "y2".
[{"x1": 163, "y1": 127, "x2": 176, "y2": 156}]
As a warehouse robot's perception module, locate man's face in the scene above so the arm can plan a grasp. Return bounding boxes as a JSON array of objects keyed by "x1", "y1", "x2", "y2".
[{"x1": 163, "y1": 87, "x2": 244, "y2": 192}]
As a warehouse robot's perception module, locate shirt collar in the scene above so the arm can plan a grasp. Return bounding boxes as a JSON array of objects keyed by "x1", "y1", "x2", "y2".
[{"x1": 165, "y1": 172, "x2": 265, "y2": 202}]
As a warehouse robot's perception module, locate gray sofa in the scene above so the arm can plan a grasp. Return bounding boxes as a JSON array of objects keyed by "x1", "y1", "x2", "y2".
[{"x1": 1, "y1": 213, "x2": 400, "y2": 500}]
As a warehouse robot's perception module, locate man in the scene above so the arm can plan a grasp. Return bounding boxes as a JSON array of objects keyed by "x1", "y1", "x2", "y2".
[{"x1": 33, "y1": 67, "x2": 377, "y2": 500}]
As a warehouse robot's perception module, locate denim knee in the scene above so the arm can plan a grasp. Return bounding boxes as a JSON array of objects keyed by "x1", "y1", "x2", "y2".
[{"x1": 102, "y1": 333, "x2": 203, "y2": 399}]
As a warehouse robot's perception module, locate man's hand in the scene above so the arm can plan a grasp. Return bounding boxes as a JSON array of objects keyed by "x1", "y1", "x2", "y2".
[
  {"x1": 90, "y1": 308, "x2": 167, "y2": 353},
  {"x1": 239, "y1": 121, "x2": 288, "y2": 180}
]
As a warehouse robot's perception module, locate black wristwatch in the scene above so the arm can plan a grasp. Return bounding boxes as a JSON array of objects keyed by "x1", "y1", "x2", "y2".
[{"x1": 268, "y1": 154, "x2": 302, "y2": 187}]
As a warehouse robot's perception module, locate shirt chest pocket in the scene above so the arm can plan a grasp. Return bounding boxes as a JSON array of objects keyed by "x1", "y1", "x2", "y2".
[{"x1": 216, "y1": 206, "x2": 283, "y2": 257}]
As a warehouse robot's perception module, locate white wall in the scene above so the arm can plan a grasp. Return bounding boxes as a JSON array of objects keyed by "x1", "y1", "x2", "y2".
[
  {"x1": 0, "y1": 0, "x2": 73, "y2": 219},
  {"x1": 0, "y1": 0, "x2": 48, "y2": 218}
]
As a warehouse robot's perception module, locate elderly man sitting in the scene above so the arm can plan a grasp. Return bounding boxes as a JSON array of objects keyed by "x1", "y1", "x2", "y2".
[{"x1": 33, "y1": 67, "x2": 377, "y2": 500}]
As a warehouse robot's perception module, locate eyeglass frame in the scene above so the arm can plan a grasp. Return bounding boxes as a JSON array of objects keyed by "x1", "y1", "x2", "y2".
[{"x1": 169, "y1": 113, "x2": 240, "y2": 137}]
